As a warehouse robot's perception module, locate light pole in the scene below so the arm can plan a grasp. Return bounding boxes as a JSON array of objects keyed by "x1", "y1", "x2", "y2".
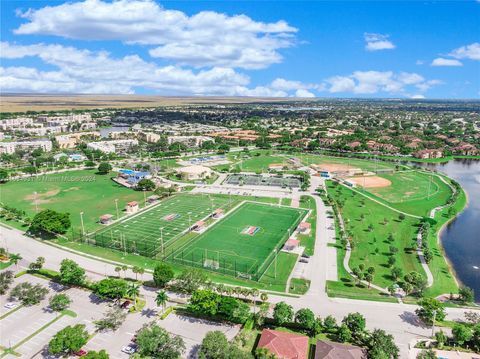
[
  {"x1": 80, "y1": 211, "x2": 85, "y2": 236},
  {"x1": 33, "y1": 191, "x2": 39, "y2": 213},
  {"x1": 115, "y1": 199, "x2": 119, "y2": 219}
]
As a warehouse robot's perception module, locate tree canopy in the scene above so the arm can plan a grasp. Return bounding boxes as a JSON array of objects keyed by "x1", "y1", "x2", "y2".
[{"x1": 30, "y1": 209, "x2": 71, "y2": 235}]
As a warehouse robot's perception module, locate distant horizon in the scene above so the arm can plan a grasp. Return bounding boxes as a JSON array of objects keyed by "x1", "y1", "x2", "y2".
[{"x1": 1, "y1": 0, "x2": 479, "y2": 99}]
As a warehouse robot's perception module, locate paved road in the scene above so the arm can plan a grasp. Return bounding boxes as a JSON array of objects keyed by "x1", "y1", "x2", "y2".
[{"x1": 1, "y1": 220, "x2": 477, "y2": 359}]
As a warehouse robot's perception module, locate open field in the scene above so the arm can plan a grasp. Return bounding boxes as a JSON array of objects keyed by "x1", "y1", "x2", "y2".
[
  {"x1": 327, "y1": 181, "x2": 425, "y2": 288},
  {"x1": 296, "y1": 153, "x2": 398, "y2": 172},
  {"x1": 0, "y1": 95, "x2": 289, "y2": 112},
  {"x1": 0, "y1": 170, "x2": 148, "y2": 234},
  {"x1": 357, "y1": 171, "x2": 452, "y2": 217},
  {"x1": 168, "y1": 202, "x2": 307, "y2": 280},
  {"x1": 237, "y1": 154, "x2": 290, "y2": 172}
]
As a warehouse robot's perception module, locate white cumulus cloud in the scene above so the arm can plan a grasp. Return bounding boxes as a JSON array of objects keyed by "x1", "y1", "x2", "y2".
[
  {"x1": 449, "y1": 42, "x2": 480, "y2": 61},
  {"x1": 364, "y1": 33, "x2": 396, "y2": 51},
  {"x1": 13, "y1": 0, "x2": 297, "y2": 69},
  {"x1": 431, "y1": 58, "x2": 463, "y2": 67}
]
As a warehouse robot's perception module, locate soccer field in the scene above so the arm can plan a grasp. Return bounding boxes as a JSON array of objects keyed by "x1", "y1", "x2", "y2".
[
  {"x1": 89, "y1": 194, "x2": 234, "y2": 257},
  {"x1": 168, "y1": 202, "x2": 308, "y2": 280}
]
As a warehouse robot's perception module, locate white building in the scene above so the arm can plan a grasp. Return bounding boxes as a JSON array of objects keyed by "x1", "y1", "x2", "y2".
[
  {"x1": 87, "y1": 139, "x2": 138, "y2": 154},
  {"x1": 0, "y1": 117, "x2": 34, "y2": 130},
  {"x1": 176, "y1": 165, "x2": 213, "y2": 180},
  {"x1": 0, "y1": 140, "x2": 53, "y2": 154},
  {"x1": 167, "y1": 136, "x2": 213, "y2": 148}
]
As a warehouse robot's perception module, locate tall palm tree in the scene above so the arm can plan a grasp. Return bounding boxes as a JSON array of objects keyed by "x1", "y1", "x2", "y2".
[
  {"x1": 114, "y1": 266, "x2": 121, "y2": 277},
  {"x1": 251, "y1": 288, "x2": 260, "y2": 314},
  {"x1": 138, "y1": 268, "x2": 145, "y2": 281},
  {"x1": 260, "y1": 292, "x2": 268, "y2": 303},
  {"x1": 121, "y1": 265, "x2": 128, "y2": 278},
  {"x1": 132, "y1": 266, "x2": 139, "y2": 280},
  {"x1": 126, "y1": 283, "x2": 140, "y2": 308},
  {"x1": 10, "y1": 253, "x2": 22, "y2": 267},
  {"x1": 156, "y1": 290, "x2": 168, "y2": 312}
]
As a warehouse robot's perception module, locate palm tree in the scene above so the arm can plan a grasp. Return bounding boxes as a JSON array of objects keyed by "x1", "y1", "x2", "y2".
[
  {"x1": 234, "y1": 287, "x2": 242, "y2": 299},
  {"x1": 215, "y1": 284, "x2": 226, "y2": 295},
  {"x1": 224, "y1": 287, "x2": 233, "y2": 297},
  {"x1": 126, "y1": 283, "x2": 140, "y2": 308},
  {"x1": 10, "y1": 253, "x2": 22, "y2": 267},
  {"x1": 114, "y1": 266, "x2": 121, "y2": 277},
  {"x1": 121, "y1": 265, "x2": 128, "y2": 278},
  {"x1": 260, "y1": 292, "x2": 268, "y2": 303},
  {"x1": 156, "y1": 290, "x2": 168, "y2": 312},
  {"x1": 251, "y1": 288, "x2": 260, "y2": 314},
  {"x1": 138, "y1": 268, "x2": 145, "y2": 281}
]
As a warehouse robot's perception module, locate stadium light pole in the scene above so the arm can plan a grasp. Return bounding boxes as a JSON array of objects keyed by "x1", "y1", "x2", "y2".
[
  {"x1": 33, "y1": 191, "x2": 39, "y2": 213},
  {"x1": 115, "y1": 199, "x2": 119, "y2": 219},
  {"x1": 80, "y1": 211, "x2": 85, "y2": 236}
]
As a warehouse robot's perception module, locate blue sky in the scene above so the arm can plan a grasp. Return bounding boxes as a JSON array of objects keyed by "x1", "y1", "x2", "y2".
[{"x1": 1, "y1": 0, "x2": 479, "y2": 98}]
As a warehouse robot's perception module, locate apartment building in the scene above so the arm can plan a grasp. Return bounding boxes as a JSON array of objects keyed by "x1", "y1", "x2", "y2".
[
  {"x1": 87, "y1": 139, "x2": 138, "y2": 154},
  {"x1": 0, "y1": 140, "x2": 53, "y2": 154}
]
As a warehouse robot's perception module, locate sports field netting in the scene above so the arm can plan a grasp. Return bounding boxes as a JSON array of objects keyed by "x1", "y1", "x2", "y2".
[
  {"x1": 86, "y1": 194, "x2": 233, "y2": 257},
  {"x1": 166, "y1": 202, "x2": 308, "y2": 281},
  {"x1": 224, "y1": 174, "x2": 302, "y2": 188}
]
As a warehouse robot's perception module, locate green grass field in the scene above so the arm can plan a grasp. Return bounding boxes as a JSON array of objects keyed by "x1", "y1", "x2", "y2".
[
  {"x1": 297, "y1": 153, "x2": 397, "y2": 172},
  {"x1": 168, "y1": 202, "x2": 307, "y2": 280},
  {"x1": 91, "y1": 194, "x2": 234, "y2": 257},
  {"x1": 327, "y1": 181, "x2": 425, "y2": 288},
  {"x1": 0, "y1": 170, "x2": 148, "y2": 234},
  {"x1": 356, "y1": 171, "x2": 452, "y2": 217}
]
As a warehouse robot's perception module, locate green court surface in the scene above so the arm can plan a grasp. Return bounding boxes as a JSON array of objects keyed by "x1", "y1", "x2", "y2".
[
  {"x1": 168, "y1": 202, "x2": 308, "y2": 280},
  {"x1": 89, "y1": 194, "x2": 234, "y2": 257}
]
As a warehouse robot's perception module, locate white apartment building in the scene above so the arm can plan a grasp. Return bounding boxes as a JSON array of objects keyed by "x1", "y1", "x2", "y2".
[
  {"x1": 0, "y1": 140, "x2": 53, "y2": 154},
  {"x1": 138, "y1": 132, "x2": 162, "y2": 143},
  {"x1": 0, "y1": 117, "x2": 34, "y2": 130},
  {"x1": 167, "y1": 135, "x2": 213, "y2": 147},
  {"x1": 56, "y1": 131, "x2": 101, "y2": 149},
  {"x1": 87, "y1": 139, "x2": 138, "y2": 154}
]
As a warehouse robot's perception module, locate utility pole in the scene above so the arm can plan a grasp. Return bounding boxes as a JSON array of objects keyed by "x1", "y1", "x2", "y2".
[
  {"x1": 34, "y1": 192, "x2": 39, "y2": 213},
  {"x1": 80, "y1": 211, "x2": 85, "y2": 236}
]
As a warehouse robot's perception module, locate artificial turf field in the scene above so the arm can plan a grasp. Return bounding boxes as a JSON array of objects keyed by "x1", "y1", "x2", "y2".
[
  {"x1": 169, "y1": 202, "x2": 308, "y2": 280},
  {"x1": 91, "y1": 194, "x2": 234, "y2": 256}
]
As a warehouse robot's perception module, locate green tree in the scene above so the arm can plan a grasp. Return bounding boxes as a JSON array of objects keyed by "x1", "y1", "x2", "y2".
[
  {"x1": 84, "y1": 350, "x2": 110, "y2": 359},
  {"x1": 29, "y1": 256, "x2": 46, "y2": 271},
  {"x1": 97, "y1": 162, "x2": 112, "y2": 174},
  {"x1": 342, "y1": 312, "x2": 366, "y2": 337},
  {"x1": 404, "y1": 271, "x2": 427, "y2": 295},
  {"x1": 95, "y1": 307, "x2": 127, "y2": 331},
  {"x1": 391, "y1": 267, "x2": 403, "y2": 282},
  {"x1": 0, "y1": 270, "x2": 14, "y2": 295},
  {"x1": 10, "y1": 282, "x2": 49, "y2": 305},
  {"x1": 198, "y1": 331, "x2": 229, "y2": 359},
  {"x1": 9, "y1": 253, "x2": 22, "y2": 266},
  {"x1": 137, "y1": 179, "x2": 156, "y2": 191},
  {"x1": 126, "y1": 282, "x2": 140, "y2": 307},
  {"x1": 49, "y1": 293, "x2": 71, "y2": 312},
  {"x1": 416, "y1": 349, "x2": 437, "y2": 359},
  {"x1": 452, "y1": 324, "x2": 473, "y2": 347},
  {"x1": 337, "y1": 324, "x2": 352, "y2": 343},
  {"x1": 415, "y1": 298, "x2": 446, "y2": 326},
  {"x1": 48, "y1": 324, "x2": 89, "y2": 355},
  {"x1": 93, "y1": 278, "x2": 128, "y2": 301},
  {"x1": 323, "y1": 315, "x2": 338, "y2": 333},
  {"x1": 156, "y1": 290, "x2": 168, "y2": 311},
  {"x1": 30, "y1": 209, "x2": 71, "y2": 234},
  {"x1": 153, "y1": 263, "x2": 175, "y2": 288},
  {"x1": 189, "y1": 290, "x2": 220, "y2": 316},
  {"x1": 366, "y1": 329, "x2": 399, "y2": 359},
  {"x1": 273, "y1": 302, "x2": 294, "y2": 326},
  {"x1": 60, "y1": 259, "x2": 86, "y2": 286},
  {"x1": 173, "y1": 268, "x2": 208, "y2": 294},
  {"x1": 0, "y1": 168, "x2": 9, "y2": 182},
  {"x1": 435, "y1": 330, "x2": 447, "y2": 349},
  {"x1": 459, "y1": 286, "x2": 474, "y2": 304},
  {"x1": 136, "y1": 323, "x2": 186, "y2": 359},
  {"x1": 295, "y1": 308, "x2": 316, "y2": 331}
]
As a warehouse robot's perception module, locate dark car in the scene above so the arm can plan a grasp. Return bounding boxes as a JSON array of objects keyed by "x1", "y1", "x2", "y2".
[
  {"x1": 299, "y1": 258, "x2": 308, "y2": 263},
  {"x1": 74, "y1": 349, "x2": 87, "y2": 357},
  {"x1": 301, "y1": 253, "x2": 310, "y2": 259},
  {"x1": 120, "y1": 300, "x2": 131, "y2": 309}
]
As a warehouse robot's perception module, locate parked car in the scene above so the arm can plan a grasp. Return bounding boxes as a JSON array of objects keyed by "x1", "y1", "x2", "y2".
[
  {"x1": 299, "y1": 258, "x2": 308, "y2": 263},
  {"x1": 120, "y1": 300, "x2": 131, "y2": 309},
  {"x1": 301, "y1": 253, "x2": 310, "y2": 259},
  {"x1": 74, "y1": 349, "x2": 87, "y2": 357},
  {"x1": 121, "y1": 344, "x2": 137, "y2": 354},
  {"x1": 4, "y1": 302, "x2": 18, "y2": 310}
]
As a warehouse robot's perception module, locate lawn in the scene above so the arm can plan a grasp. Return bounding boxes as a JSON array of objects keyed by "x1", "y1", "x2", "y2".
[
  {"x1": 238, "y1": 154, "x2": 290, "y2": 172},
  {"x1": 326, "y1": 181, "x2": 425, "y2": 288},
  {"x1": 168, "y1": 202, "x2": 307, "y2": 281},
  {"x1": 91, "y1": 194, "x2": 235, "y2": 257},
  {"x1": 0, "y1": 169, "x2": 149, "y2": 235},
  {"x1": 296, "y1": 153, "x2": 397, "y2": 172},
  {"x1": 363, "y1": 171, "x2": 452, "y2": 217}
]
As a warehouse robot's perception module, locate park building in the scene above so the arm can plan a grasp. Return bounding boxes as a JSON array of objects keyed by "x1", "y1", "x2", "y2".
[{"x1": 175, "y1": 165, "x2": 213, "y2": 181}]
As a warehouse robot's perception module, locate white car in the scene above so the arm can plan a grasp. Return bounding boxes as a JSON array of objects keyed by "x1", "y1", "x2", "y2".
[
  {"x1": 4, "y1": 302, "x2": 18, "y2": 310},
  {"x1": 121, "y1": 344, "x2": 137, "y2": 355}
]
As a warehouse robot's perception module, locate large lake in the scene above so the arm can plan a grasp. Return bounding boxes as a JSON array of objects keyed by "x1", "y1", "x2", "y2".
[{"x1": 413, "y1": 159, "x2": 480, "y2": 302}]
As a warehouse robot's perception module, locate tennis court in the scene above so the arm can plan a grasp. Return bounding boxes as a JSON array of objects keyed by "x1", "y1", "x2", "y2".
[
  {"x1": 168, "y1": 202, "x2": 308, "y2": 280},
  {"x1": 88, "y1": 194, "x2": 234, "y2": 256}
]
